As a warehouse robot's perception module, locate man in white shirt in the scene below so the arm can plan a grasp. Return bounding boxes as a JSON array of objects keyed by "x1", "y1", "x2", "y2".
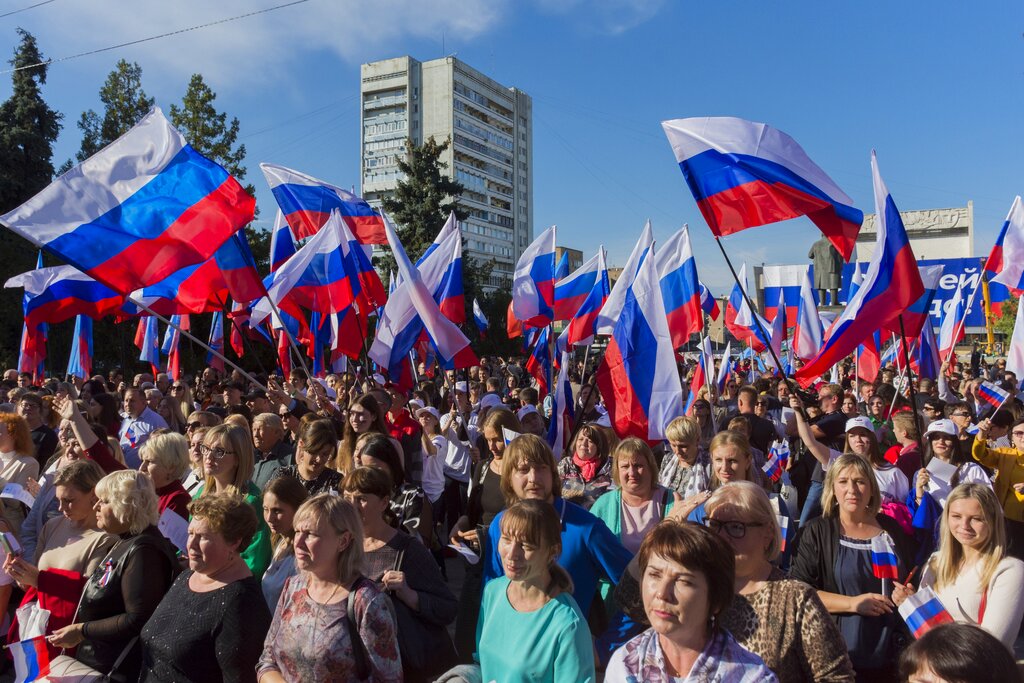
[{"x1": 119, "y1": 387, "x2": 168, "y2": 468}]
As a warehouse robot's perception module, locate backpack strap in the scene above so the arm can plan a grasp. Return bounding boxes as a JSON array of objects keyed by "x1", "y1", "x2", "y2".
[{"x1": 346, "y1": 577, "x2": 370, "y2": 680}]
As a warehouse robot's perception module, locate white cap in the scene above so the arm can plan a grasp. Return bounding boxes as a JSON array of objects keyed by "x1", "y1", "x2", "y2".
[
  {"x1": 416, "y1": 406, "x2": 440, "y2": 422},
  {"x1": 517, "y1": 404, "x2": 539, "y2": 420},
  {"x1": 845, "y1": 416, "x2": 875, "y2": 434},
  {"x1": 371, "y1": 373, "x2": 387, "y2": 386},
  {"x1": 925, "y1": 418, "x2": 959, "y2": 438},
  {"x1": 454, "y1": 381, "x2": 468, "y2": 394},
  {"x1": 313, "y1": 378, "x2": 337, "y2": 399}
]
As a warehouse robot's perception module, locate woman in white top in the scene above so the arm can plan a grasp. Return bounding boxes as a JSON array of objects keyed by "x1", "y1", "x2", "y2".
[
  {"x1": 415, "y1": 406, "x2": 447, "y2": 507},
  {"x1": 791, "y1": 396, "x2": 909, "y2": 507},
  {"x1": 894, "y1": 484, "x2": 1024, "y2": 651},
  {"x1": 0, "y1": 413, "x2": 41, "y2": 535},
  {"x1": 912, "y1": 419, "x2": 991, "y2": 510}
]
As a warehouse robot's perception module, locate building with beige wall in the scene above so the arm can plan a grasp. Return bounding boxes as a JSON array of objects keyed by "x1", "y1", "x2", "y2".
[{"x1": 855, "y1": 202, "x2": 973, "y2": 261}]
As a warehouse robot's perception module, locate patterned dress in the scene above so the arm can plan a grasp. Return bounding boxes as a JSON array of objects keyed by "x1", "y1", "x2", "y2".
[
  {"x1": 606, "y1": 627, "x2": 778, "y2": 683},
  {"x1": 257, "y1": 572, "x2": 401, "y2": 682}
]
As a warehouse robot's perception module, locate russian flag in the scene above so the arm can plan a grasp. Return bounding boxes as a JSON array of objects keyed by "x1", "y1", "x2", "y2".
[
  {"x1": 417, "y1": 211, "x2": 459, "y2": 265},
  {"x1": 554, "y1": 248, "x2": 602, "y2": 321},
  {"x1": 986, "y1": 195, "x2": 1024, "y2": 294},
  {"x1": 525, "y1": 326, "x2": 552, "y2": 399},
  {"x1": 261, "y1": 162, "x2": 386, "y2": 244},
  {"x1": 684, "y1": 336, "x2": 713, "y2": 415},
  {"x1": 369, "y1": 213, "x2": 477, "y2": 373},
  {"x1": 1007, "y1": 285, "x2": 1024, "y2": 391},
  {"x1": 136, "y1": 316, "x2": 162, "y2": 375},
  {"x1": 978, "y1": 380, "x2": 1011, "y2": 409},
  {"x1": 431, "y1": 224, "x2": 464, "y2": 324},
  {"x1": 512, "y1": 225, "x2": 556, "y2": 328},
  {"x1": 597, "y1": 220, "x2": 654, "y2": 336},
  {"x1": 473, "y1": 298, "x2": 488, "y2": 338},
  {"x1": 5, "y1": 265, "x2": 125, "y2": 326},
  {"x1": 725, "y1": 263, "x2": 771, "y2": 353},
  {"x1": 555, "y1": 251, "x2": 570, "y2": 282},
  {"x1": 870, "y1": 534, "x2": 900, "y2": 580},
  {"x1": 761, "y1": 265, "x2": 807, "y2": 324},
  {"x1": 596, "y1": 245, "x2": 684, "y2": 442},
  {"x1": 792, "y1": 267, "x2": 823, "y2": 361},
  {"x1": 715, "y1": 341, "x2": 732, "y2": 393},
  {"x1": 699, "y1": 281, "x2": 721, "y2": 321},
  {"x1": 10, "y1": 636, "x2": 51, "y2": 683},
  {"x1": 560, "y1": 249, "x2": 611, "y2": 347},
  {"x1": 770, "y1": 439, "x2": 790, "y2": 470},
  {"x1": 916, "y1": 321, "x2": 941, "y2": 380},
  {"x1": 898, "y1": 587, "x2": 954, "y2": 639},
  {"x1": 857, "y1": 331, "x2": 882, "y2": 383},
  {"x1": 937, "y1": 283, "x2": 966, "y2": 361},
  {"x1": 901, "y1": 264, "x2": 946, "y2": 341},
  {"x1": 329, "y1": 306, "x2": 364, "y2": 362},
  {"x1": 2, "y1": 108, "x2": 254, "y2": 294},
  {"x1": 66, "y1": 315, "x2": 93, "y2": 381},
  {"x1": 762, "y1": 450, "x2": 783, "y2": 482},
  {"x1": 662, "y1": 117, "x2": 863, "y2": 260},
  {"x1": 796, "y1": 153, "x2": 924, "y2": 386},
  {"x1": 269, "y1": 209, "x2": 297, "y2": 273},
  {"x1": 768, "y1": 289, "x2": 787, "y2": 367},
  {"x1": 161, "y1": 314, "x2": 185, "y2": 381},
  {"x1": 656, "y1": 226, "x2": 704, "y2": 348},
  {"x1": 547, "y1": 351, "x2": 575, "y2": 460}
]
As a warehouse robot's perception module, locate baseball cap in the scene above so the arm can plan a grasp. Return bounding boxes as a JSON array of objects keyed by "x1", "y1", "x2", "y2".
[
  {"x1": 479, "y1": 394, "x2": 502, "y2": 411},
  {"x1": 416, "y1": 406, "x2": 440, "y2": 422},
  {"x1": 517, "y1": 404, "x2": 539, "y2": 421},
  {"x1": 845, "y1": 416, "x2": 876, "y2": 434},
  {"x1": 454, "y1": 381, "x2": 469, "y2": 394},
  {"x1": 924, "y1": 418, "x2": 959, "y2": 438}
]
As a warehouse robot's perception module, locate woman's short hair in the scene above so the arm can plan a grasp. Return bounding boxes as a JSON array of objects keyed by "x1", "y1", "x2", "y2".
[
  {"x1": 822, "y1": 454, "x2": 881, "y2": 517},
  {"x1": 0, "y1": 413, "x2": 33, "y2": 456},
  {"x1": 500, "y1": 434, "x2": 562, "y2": 504},
  {"x1": 500, "y1": 500, "x2": 572, "y2": 594},
  {"x1": 141, "y1": 431, "x2": 190, "y2": 479},
  {"x1": 356, "y1": 433, "x2": 404, "y2": 487},
  {"x1": 293, "y1": 494, "x2": 364, "y2": 584},
  {"x1": 53, "y1": 459, "x2": 106, "y2": 493},
  {"x1": 898, "y1": 623, "x2": 1020, "y2": 683},
  {"x1": 571, "y1": 423, "x2": 608, "y2": 459},
  {"x1": 188, "y1": 491, "x2": 259, "y2": 551},
  {"x1": 638, "y1": 519, "x2": 735, "y2": 622},
  {"x1": 299, "y1": 419, "x2": 340, "y2": 457},
  {"x1": 202, "y1": 424, "x2": 255, "y2": 492},
  {"x1": 610, "y1": 438, "x2": 658, "y2": 488},
  {"x1": 705, "y1": 481, "x2": 781, "y2": 561},
  {"x1": 95, "y1": 470, "x2": 160, "y2": 534},
  {"x1": 341, "y1": 466, "x2": 393, "y2": 499},
  {"x1": 480, "y1": 408, "x2": 523, "y2": 438},
  {"x1": 664, "y1": 416, "x2": 700, "y2": 444},
  {"x1": 890, "y1": 412, "x2": 919, "y2": 441}
]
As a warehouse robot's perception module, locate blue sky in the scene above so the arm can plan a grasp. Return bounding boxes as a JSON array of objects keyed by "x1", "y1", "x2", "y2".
[{"x1": 2, "y1": 0, "x2": 1021, "y2": 292}]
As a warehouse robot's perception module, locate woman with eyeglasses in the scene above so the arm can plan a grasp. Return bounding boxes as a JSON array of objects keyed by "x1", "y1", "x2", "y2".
[
  {"x1": 194, "y1": 424, "x2": 273, "y2": 577},
  {"x1": 973, "y1": 415, "x2": 1024, "y2": 560},
  {"x1": 791, "y1": 454, "x2": 913, "y2": 681},
  {"x1": 273, "y1": 420, "x2": 342, "y2": 496}
]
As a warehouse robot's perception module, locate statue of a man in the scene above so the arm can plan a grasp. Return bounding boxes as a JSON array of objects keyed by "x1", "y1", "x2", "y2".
[{"x1": 808, "y1": 237, "x2": 843, "y2": 305}]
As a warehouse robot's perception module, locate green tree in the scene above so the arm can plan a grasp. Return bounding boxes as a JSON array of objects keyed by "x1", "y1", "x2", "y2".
[
  {"x1": 994, "y1": 294, "x2": 1018, "y2": 338},
  {"x1": 0, "y1": 29, "x2": 63, "y2": 368}
]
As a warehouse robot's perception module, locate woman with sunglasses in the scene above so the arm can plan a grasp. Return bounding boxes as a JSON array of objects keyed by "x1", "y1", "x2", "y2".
[
  {"x1": 168, "y1": 381, "x2": 194, "y2": 419},
  {"x1": 194, "y1": 424, "x2": 272, "y2": 577}
]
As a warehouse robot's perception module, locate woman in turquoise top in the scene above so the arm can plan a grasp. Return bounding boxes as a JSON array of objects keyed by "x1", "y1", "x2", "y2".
[
  {"x1": 193, "y1": 424, "x2": 273, "y2": 577},
  {"x1": 477, "y1": 499, "x2": 595, "y2": 683}
]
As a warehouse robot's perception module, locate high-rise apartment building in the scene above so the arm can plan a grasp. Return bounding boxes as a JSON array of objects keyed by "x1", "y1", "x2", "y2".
[{"x1": 360, "y1": 56, "x2": 533, "y2": 289}]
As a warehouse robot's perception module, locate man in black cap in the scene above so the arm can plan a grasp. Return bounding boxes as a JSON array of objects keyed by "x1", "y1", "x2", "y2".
[{"x1": 245, "y1": 389, "x2": 273, "y2": 417}]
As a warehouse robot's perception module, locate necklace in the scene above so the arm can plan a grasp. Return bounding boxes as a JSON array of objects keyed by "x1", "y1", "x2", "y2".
[{"x1": 308, "y1": 579, "x2": 342, "y2": 648}]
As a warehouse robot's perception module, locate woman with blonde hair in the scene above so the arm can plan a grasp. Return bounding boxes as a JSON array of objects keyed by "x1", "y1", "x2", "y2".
[
  {"x1": 791, "y1": 454, "x2": 913, "y2": 681},
  {"x1": 658, "y1": 415, "x2": 711, "y2": 499},
  {"x1": 138, "y1": 431, "x2": 190, "y2": 520},
  {"x1": 168, "y1": 380, "x2": 194, "y2": 418},
  {"x1": 893, "y1": 484, "x2": 1024, "y2": 650},
  {"x1": 156, "y1": 395, "x2": 187, "y2": 435},
  {"x1": 195, "y1": 424, "x2": 272, "y2": 577},
  {"x1": 257, "y1": 494, "x2": 401, "y2": 682}
]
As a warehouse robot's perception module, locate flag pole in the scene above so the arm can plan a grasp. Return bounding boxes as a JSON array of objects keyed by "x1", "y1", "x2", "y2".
[
  {"x1": 945, "y1": 278, "x2": 983, "y2": 364},
  {"x1": 712, "y1": 237, "x2": 790, "y2": 383},
  {"x1": 699, "y1": 333, "x2": 719, "y2": 433},
  {"x1": 898, "y1": 315, "x2": 925, "y2": 445},
  {"x1": 217, "y1": 296, "x2": 272, "y2": 380},
  {"x1": 126, "y1": 296, "x2": 268, "y2": 392}
]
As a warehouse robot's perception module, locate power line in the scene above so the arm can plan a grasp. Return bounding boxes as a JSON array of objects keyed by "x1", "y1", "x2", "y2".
[
  {"x1": 0, "y1": 0, "x2": 313, "y2": 74},
  {"x1": 0, "y1": 0, "x2": 57, "y2": 19}
]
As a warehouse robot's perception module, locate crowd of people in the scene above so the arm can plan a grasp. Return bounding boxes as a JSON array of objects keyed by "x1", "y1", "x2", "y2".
[{"x1": 0, "y1": 345, "x2": 1018, "y2": 682}]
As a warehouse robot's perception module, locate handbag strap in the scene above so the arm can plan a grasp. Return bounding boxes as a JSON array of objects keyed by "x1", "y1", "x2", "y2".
[
  {"x1": 979, "y1": 587, "x2": 988, "y2": 624},
  {"x1": 346, "y1": 578, "x2": 370, "y2": 681}
]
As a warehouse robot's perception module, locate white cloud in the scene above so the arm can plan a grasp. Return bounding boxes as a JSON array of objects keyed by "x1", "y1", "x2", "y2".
[{"x1": 533, "y1": 0, "x2": 667, "y2": 35}]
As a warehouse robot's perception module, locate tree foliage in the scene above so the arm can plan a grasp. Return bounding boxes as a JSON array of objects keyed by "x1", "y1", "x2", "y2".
[{"x1": 994, "y1": 294, "x2": 1018, "y2": 338}]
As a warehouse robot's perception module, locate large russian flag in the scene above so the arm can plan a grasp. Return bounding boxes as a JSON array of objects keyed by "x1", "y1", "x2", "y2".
[
  {"x1": 431, "y1": 226, "x2": 465, "y2": 324},
  {"x1": 512, "y1": 225, "x2": 557, "y2": 328},
  {"x1": 796, "y1": 153, "x2": 923, "y2": 386},
  {"x1": 557, "y1": 248, "x2": 610, "y2": 347},
  {"x1": 6, "y1": 265, "x2": 124, "y2": 326},
  {"x1": 596, "y1": 247, "x2": 684, "y2": 442},
  {"x1": 937, "y1": 282, "x2": 966, "y2": 361},
  {"x1": 900, "y1": 264, "x2": 945, "y2": 340},
  {"x1": 662, "y1": 117, "x2": 863, "y2": 260},
  {"x1": 989, "y1": 195, "x2": 1024, "y2": 295},
  {"x1": 656, "y1": 226, "x2": 704, "y2": 348},
  {"x1": 760, "y1": 264, "x2": 807, "y2": 325},
  {"x1": 261, "y1": 162, "x2": 386, "y2": 244},
  {"x1": 2, "y1": 108, "x2": 254, "y2": 294},
  {"x1": 597, "y1": 220, "x2": 654, "y2": 336},
  {"x1": 554, "y1": 249, "x2": 602, "y2": 321}
]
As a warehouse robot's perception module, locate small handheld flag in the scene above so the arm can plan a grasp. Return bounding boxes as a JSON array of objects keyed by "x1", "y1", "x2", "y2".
[
  {"x1": 9, "y1": 635, "x2": 51, "y2": 683},
  {"x1": 978, "y1": 381, "x2": 1011, "y2": 410},
  {"x1": 769, "y1": 440, "x2": 790, "y2": 471},
  {"x1": 898, "y1": 586, "x2": 954, "y2": 638},
  {"x1": 762, "y1": 451, "x2": 783, "y2": 482},
  {"x1": 502, "y1": 427, "x2": 522, "y2": 446},
  {"x1": 777, "y1": 514, "x2": 789, "y2": 553},
  {"x1": 870, "y1": 534, "x2": 900, "y2": 580}
]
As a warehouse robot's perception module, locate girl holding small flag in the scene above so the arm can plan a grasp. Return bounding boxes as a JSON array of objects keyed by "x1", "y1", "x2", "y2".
[{"x1": 892, "y1": 484, "x2": 1024, "y2": 651}]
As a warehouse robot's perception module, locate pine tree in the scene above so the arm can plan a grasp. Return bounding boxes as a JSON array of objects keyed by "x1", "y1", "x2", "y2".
[{"x1": 0, "y1": 29, "x2": 62, "y2": 368}]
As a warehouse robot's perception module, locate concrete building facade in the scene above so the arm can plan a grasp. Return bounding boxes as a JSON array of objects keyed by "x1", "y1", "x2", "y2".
[
  {"x1": 855, "y1": 202, "x2": 973, "y2": 261},
  {"x1": 360, "y1": 56, "x2": 533, "y2": 289}
]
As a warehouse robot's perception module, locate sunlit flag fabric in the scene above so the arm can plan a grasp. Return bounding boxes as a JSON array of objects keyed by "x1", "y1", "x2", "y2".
[
  {"x1": 512, "y1": 225, "x2": 557, "y2": 328},
  {"x1": 260, "y1": 162, "x2": 386, "y2": 243},
  {"x1": 662, "y1": 116, "x2": 863, "y2": 260},
  {"x1": 555, "y1": 251, "x2": 569, "y2": 282},
  {"x1": 792, "y1": 267, "x2": 823, "y2": 361},
  {"x1": 901, "y1": 264, "x2": 945, "y2": 340},
  {"x1": 684, "y1": 336, "x2": 713, "y2": 415},
  {"x1": 796, "y1": 153, "x2": 923, "y2": 386},
  {"x1": 136, "y1": 316, "x2": 162, "y2": 376},
  {"x1": 430, "y1": 224, "x2": 465, "y2": 324},
  {"x1": 1, "y1": 108, "x2": 254, "y2": 294},
  {"x1": 870, "y1": 534, "x2": 900, "y2": 579},
  {"x1": 17, "y1": 254, "x2": 46, "y2": 382},
  {"x1": 1007, "y1": 292, "x2": 1024, "y2": 390},
  {"x1": 10, "y1": 635, "x2": 50, "y2": 683},
  {"x1": 978, "y1": 381, "x2": 1011, "y2": 410},
  {"x1": 66, "y1": 315, "x2": 93, "y2": 381},
  {"x1": 857, "y1": 331, "x2": 882, "y2": 383},
  {"x1": 656, "y1": 226, "x2": 704, "y2": 348},
  {"x1": 473, "y1": 298, "x2": 488, "y2": 338},
  {"x1": 417, "y1": 211, "x2": 459, "y2": 264},
  {"x1": 557, "y1": 248, "x2": 610, "y2": 347},
  {"x1": 525, "y1": 326, "x2": 552, "y2": 399},
  {"x1": 547, "y1": 351, "x2": 575, "y2": 460},
  {"x1": 699, "y1": 281, "x2": 721, "y2": 321},
  {"x1": 898, "y1": 587, "x2": 954, "y2": 639},
  {"x1": 5, "y1": 265, "x2": 124, "y2": 326},
  {"x1": 725, "y1": 263, "x2": 771, "y2": 353},
  {"x1": 596, "y1": 247, "x2": 684, "y2": 442},
  {"x1": 916, "y1": 321, "x2": 941, "y2": 380},
  {"x1": 597, "y1": 220, "x2": 653, "y2": 336},
  {"x1": 986, "y1": 195, "x2": 1024, "y2": 294},
  {"x1": 206, "y1": 311, "x2": 225, "y2": 373},
  {"x1": 269, "y1": 210, "x2": 297, "y2": 273},
  {"x1": 768, "y1": 290, "x2": 787, "y2": 367},
  {"x1": 161, "y1": 314, "x2": 185, "y2": 381},
  {"x1": 715, "y1": 341, "x2": 732, "y2": 393},
  {"x1": 937, "y1": 282, "x2": 966, "y2": 361}
]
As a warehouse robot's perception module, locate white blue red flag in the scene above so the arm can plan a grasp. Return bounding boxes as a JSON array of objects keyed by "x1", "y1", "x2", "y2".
[
  {"x1": 596, "y1": 246, "x2": 684, "y2": 442},
  {"x1": 136, "y1": 316, "x2": 162, "y2": 375},
  {"x1": 715, "y1": 341, "x2": 732, "y2": 393},
  {"x1": 761, "y1": 264, "x2": 807, "y2": 324},
  {"x1": 662, "y1": 116, "x2": 863, "y2": 260},
  {"x1": 547, "y1": 351, "x2": 575, "y2": 460},
  {"x1": 656, "y1": 226, "x2": 704, "y2": 348},
  {"x1": 66, "y1": 315, "x2": 93, "y2": 381},
  {"x1": 512, "y1": 225, "x2": 557, "y2": 328},
  {"x1": 525, "y1": 326, "x2": 552, "y2": 399},
  {"x1": 978, "y1": 381, "x2": 1011, "y2": 409},
  {"x1": 986, "y1": 195, "x2": 1024, "y2": 295},
  {"x1": 261, "y1": 162, "x2": 386, "y2": 243},
  {"x1": 699, "y1": 280, "x2": 721, "y2": 321},
  {"x1": 10, "y1": 635, "x2": 51, "y2": 683},
  {"x1": 17, "y1": 255, "x2": 46, "y2": 383},
  {"x1": 597, "y1": 220, "x2": 653, "y2": 336},
  {"x1": 555, "y1": 251, "x2": 569, "y2": 282},
  {"x1": 5, "y1": 265, "x2": 124, "y2": 326},
  {"x1": 870, "y1": 533, "x2": 900, "y2": 580},
  {"x1": 205, "y1": 311, "x2": 225, "y2": 372},
  {"x1": 269, "y1": 210, "x2": 297, "y2": 273},
  {"x1": 725, "y1": 263, "x2": 771, "y2": 353},
  {"x1": 898, "y1": 587, "x2": 954, "y2": 638},
  {"x1": 916, "y1": 321, "x2": 941, "y2": 380},
  {"x1": 937, "y1": 282, "x2": 966, "y2": 361},
  {"x1": 1007, "y1": 290, "x2": 1024, "y2": 390},
  {"x1": 473, "y1": 298, "x2": 488, "y2": 338},
  {"x1": 796, "y1": 153, "x2": 923, "y2": 386},
  {"x1": 684, "y1": 336, "x2": 713, "y2": 415},
  {"x1": 792, "y1": 267, "x2": 823, "y2": 361},
  {"x1": 901, "y1": 264, "x2": 945, "y2": 340},
  {"x1": 556, "y1": 248, "x2": 610, "y2": 347},
  {"x1": 161, "y1": 314, "x2": 186, "y2": 381},
  {"x1": 768, "y1": 289, "x2": 787, "y2": 368},
  {"x1": 762, "y1": 450, "x2": 783, "y2": 482},
  {"x1": 2, "y1": 108, "x2": 254, "y2": 294},
  {"x1": 417, "y1": 211, "x2": 459, "y2": 264}
]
